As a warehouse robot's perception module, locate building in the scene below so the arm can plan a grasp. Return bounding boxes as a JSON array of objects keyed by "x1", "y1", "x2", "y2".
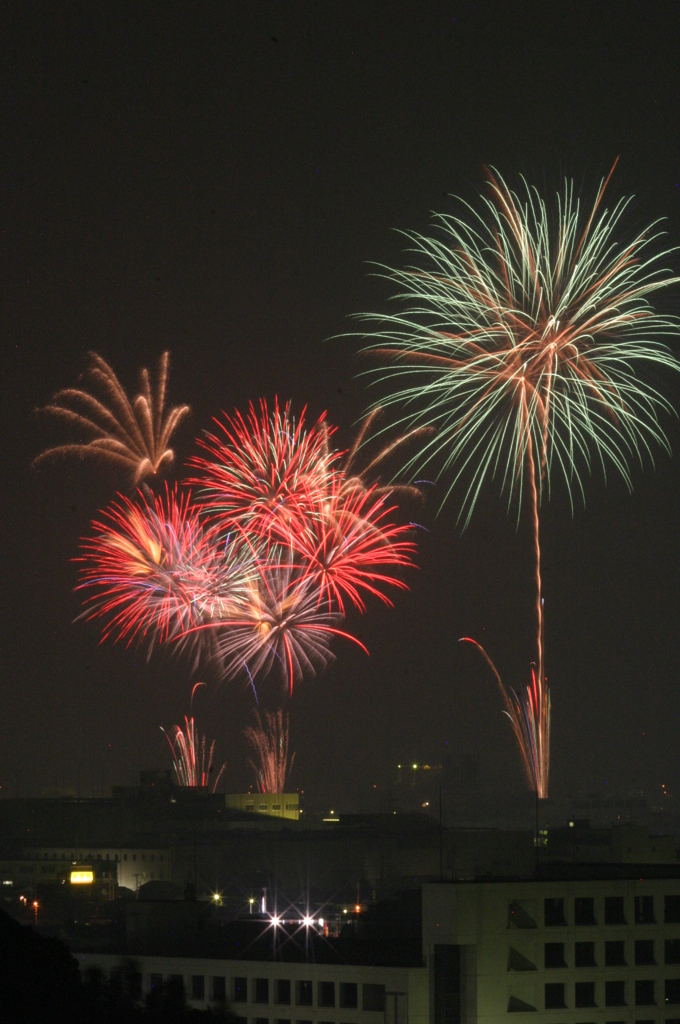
[
  {"x1": 77, "y1": 949, "x2": 428, "y2": 1022},
  {"x1": 422, "y1": 870, "x2": 680, "y2": 1024},
  {"x1": 224, "y1": 792, "x2": 301, "y2": 821},
  {"x1": 0, "y1": 846, "x2": 171, "y2": 893}
]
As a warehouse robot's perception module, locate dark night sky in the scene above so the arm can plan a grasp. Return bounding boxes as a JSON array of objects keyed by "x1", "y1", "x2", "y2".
[{"x1": 3, "y1": 2, "x2": 680, "y2": 808}]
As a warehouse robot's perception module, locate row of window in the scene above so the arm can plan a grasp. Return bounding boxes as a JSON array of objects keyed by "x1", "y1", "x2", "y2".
[
  {"x1": 542, "y1": 940, "x2": 680, "y2": 968},
  {"x1": 31, "y1": 852, "x2": 165, "y2": 863},
  {"x1": 538, "y1": 979, "x2": 680, "y2": 1010},
  {"x1": 243, "y1": 803, "x2": 298, "y2": 812},
  {"x1": 510, "y1": 896, "x2": 680, "y2": 929},
  {"x1": 148, "y1": 976, "x2": 385, "y2": 1010}
]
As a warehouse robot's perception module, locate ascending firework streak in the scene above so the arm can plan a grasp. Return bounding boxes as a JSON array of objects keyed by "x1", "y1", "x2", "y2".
[
  {"x1": 360, "y1": 162, "x2": 680, "y2": 796},
  {"x1": 461, "y1": 634, "x2": 550, "y2": 794},
  {"x1": 162, "y1": 716, "x2": 226, "y2": 792},
  {"x1": 244, "y1": 709, "x2": 294, "y2": 793},
  {"x1": 35, "y1": 351, "x2": 189, "y2": 483}
]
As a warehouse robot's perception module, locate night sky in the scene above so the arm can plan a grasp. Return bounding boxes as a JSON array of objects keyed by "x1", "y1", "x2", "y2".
[{"x1": 3, "y1": 2, "x2": 680, "y2": 809}]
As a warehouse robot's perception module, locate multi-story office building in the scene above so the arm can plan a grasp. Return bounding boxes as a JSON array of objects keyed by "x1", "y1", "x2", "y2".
[
  {"x1": 423, "y1": 873, "x2": 680, "y2": 1024},
  {"x1": 76, "y1": 950, "x2": 428, "y2": 1024}
]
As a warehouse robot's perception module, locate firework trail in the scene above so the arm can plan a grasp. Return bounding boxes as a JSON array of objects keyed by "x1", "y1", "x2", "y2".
[
  {"x1": 76, "y1": 484, "x2": 256, "y2": 666},
  {"x1": 244, "y1": 709, "x2": 294, "y2": 793},
  {"x1": 340, "y1": 406, "x2": 433, "y2": 501},
  {"x1": 162, "y1": 716, "x2": 226, "y2": 792},
  {"x1": 34, "y1": 351, "x2": 189, "y2": 483},
  {"x1": 461, "y1": 636, "x2": 549, "y2": 796},
  {"x1": 189, "y1": 398, "x2": 336, "y2": 541},
  {"x1": 360, "y1": 164, "x2": 680, "y2": 796}
]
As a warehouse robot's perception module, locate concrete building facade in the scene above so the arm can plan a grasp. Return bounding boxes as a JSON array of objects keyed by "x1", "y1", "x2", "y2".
[
  {"x1": 422, "y1": 878, "x2": 680, "y2": 1024},
  {"x1": 77, "y1": 951, "x2": 428, "y2": 1024}
]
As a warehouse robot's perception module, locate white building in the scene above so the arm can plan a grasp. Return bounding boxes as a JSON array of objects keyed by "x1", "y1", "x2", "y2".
[{"x1": 422, "y1": 877, "x2": 680, "y2": 1024}]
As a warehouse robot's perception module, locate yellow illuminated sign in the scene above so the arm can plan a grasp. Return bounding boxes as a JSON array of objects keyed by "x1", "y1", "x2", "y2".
[{"x1": 70, "y1": 870, "x2": 94, "y2": 884}]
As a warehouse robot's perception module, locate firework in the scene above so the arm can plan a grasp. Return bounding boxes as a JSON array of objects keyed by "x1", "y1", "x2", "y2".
[
  {"x1": 162, "y1": 716, "x2": 226, "y2": 792},
  {"x1": 341, "y1": 406, "x2": 433, "y2": 500},
  {"x1": 76, "y1": 484, "x2": 255, "y2": 665},
  {"x1": 360, "y1": 165, "x2": 680, "y2": 796},
  {"x1": 293, "y1": 476, "x2": 416, "y2": 614},
  {"x1": 461, "y1": 636, "x2": 549, "y2": 796},
  {"x1": 205, "y1": 563, "x2": 368, "y2": 696},
  {"x1": 244, "y1": 709, "x2": 294, "y2": 793},
  {"x1": 35, "y1": 351, "x2": 189, "y2": 483},
  {"x1": 189, "y1": 398, "x2": 336, "y2": 540}
]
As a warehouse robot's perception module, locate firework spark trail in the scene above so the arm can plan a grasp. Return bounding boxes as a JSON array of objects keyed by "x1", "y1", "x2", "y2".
[
  {"x1": 162, "y1": 716, "x2": 226, "y2": 792},
  {"x1": 360, "y1": 166, "x2": 680, "y2": 796},
  {"x1": 244, "y1": 709, "x2": 294, "y2": 793},
  {"x1": 34, "y1": 351, "x2": 189, "y2": 483},
  {"x1": 461, "y1": 637, "x2": 550, "y2": 796},
  {"x1": 76, "y1": 484, "x2": 257, "y2": 666}
]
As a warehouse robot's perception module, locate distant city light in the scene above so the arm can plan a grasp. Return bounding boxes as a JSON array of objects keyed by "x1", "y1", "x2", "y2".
[
  {"x1": 303, "y1": 915, "x2": 313, "y2": 927},
  {"x1": 271, "y1": 915, "x2": 280, "y2": 927}
]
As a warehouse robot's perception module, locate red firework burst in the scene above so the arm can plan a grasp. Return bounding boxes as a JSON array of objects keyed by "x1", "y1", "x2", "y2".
[
  {"x1": 76, "y1": 485, "x2": 253, "y2": 660},
  {"x1": 292, "y1": 476, "x2": 417, "y2": 614},
  {"x1": 188, "y1": 398, "x2": 337, "y2": 540}
]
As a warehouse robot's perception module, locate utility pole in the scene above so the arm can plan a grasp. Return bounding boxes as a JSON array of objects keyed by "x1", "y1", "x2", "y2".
[{"x1": 439, "y1": 784, "x2": 443, "y2": 881}]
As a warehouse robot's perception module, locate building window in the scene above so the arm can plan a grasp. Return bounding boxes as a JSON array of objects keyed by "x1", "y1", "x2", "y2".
[
  {"x1": 340, "y1": 982, "x2": 358, "y2": 1009},
  {"x1": 255, "y1": 1018, "x2": 269, "y2": 1024},
  {"x1": 666, "y1": 980, "x2": 680, "y2": 1005},
  {"x1": 666, "y1": 897, "x2": 680, "y2": 924},
  {"x1": 276, "y1": 1020, "x2": 291, "y2": 1024},
  {"x1": 545, "y1": 983, "x2": 566, "y2": 1009},
  {"x1": 255, "y1": 979, "x2": 269, "y2": 1004},
  {"x1": 575, "y1": 982, "x2": 596, "y2": 1008},
  {"x1": 545, "y1": 898, "x2": 567, "y2": 927},
  {"x1": 605, "y1": 981, "x2": 626, "y2": 1007},
  {"x1": 545, "y1": 943, "x2": 567, "y2": 968},
  {"x1": 575, "y1": 897, "x2": 596, "y2": 925},
  {"x1": 605, "y1": 897, "x2": 626, "y2": 925},
  {"x1": 318, "y1": 982, "x2": 335, "y2": 1008},
  {"x1": 259, "y1": 804, "x2": 268, "y2": 812},
  {"x1": 605, "y1": 941, "x2": 627, "y2": 967},
  {"x1": 575, "y1": 941, "x2": 596, "y2": 967},
  {"x1": 636, "y1": 940, "x2": 656, "y2": 966},
  {"x1": 245, "y1": 804, "x2": 254, "y2": 812},
  {"x1": 363, "y1": 985, "x2": 386, "y2": 1012},
  {"x1": 508, "y1": 901, "x2": 537, "y2": 929},
  {"x1": 276, "y1": 980, "x2": 291, "y2": 1005},
  {"x1": 150, "y1": 973, "x2": 163, "y2": 993},
  {"x1": 636, "y1": 980, "x2": 655, "y2": 1006},
  {"x1": 635, "y1": 896, "x2": 655, "y2": 924},
  {"x1": 272, "y1": 804, "x2": 281, "y2": 811},
  {"x1": 212, "y1": 977, "x2": 226, "y2": 1002},
  {"x1": 296, "y1": 981, "x2": 313, "y2": 1007},
  {"x1": 167, "y1": 975, "x2": 184, "y2": 1001},
  {"x1": 666, "y1": 941, "x2": 680, "y2": 965},
  {"x1": 192, "y1": 976, "x2": 205, "y2": 1001},
  {"x1": 233, "y1": 977, "x2": 247, "y2": 1003}
]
